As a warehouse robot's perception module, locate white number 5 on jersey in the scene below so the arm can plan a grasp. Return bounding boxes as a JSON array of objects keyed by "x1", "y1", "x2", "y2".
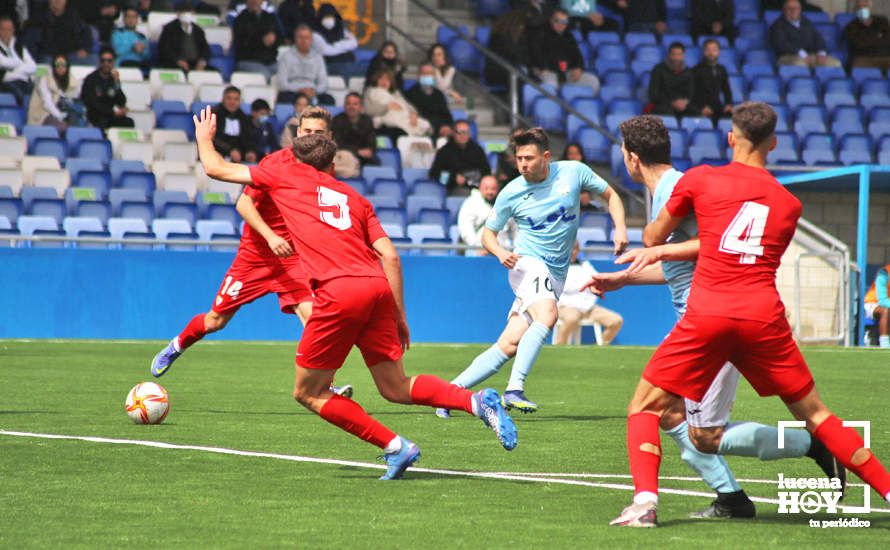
[
  {"x1": 719, "y1": 201, "x2": 769, "y2": 264},
  {"x1": 317, "y1": 186, "x2": 352, "y2": 230}
]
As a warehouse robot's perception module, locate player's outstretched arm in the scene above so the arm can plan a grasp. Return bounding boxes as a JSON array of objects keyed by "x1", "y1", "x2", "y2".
[
  {"x1": 581, "y1": 263, "x2": 666, "y2": 296},
  {"x1": 600, "y1": 186, "x2": 628, "y2": 255},
  {"x1": 642, "y1": 206, "x2": 683, "y2": 247},
  {"x1": 235, "y1": 193, "x2": 293, "y2": 257},
  {"x1": 194, "y1": 106, "x2": 252, "y2": 185},
  {"x1": 371, "y1": 236, "x2": 410, "y2": 350},
  {"x1": 481, "y1": 227, "x2": 518, "y2": 269}
]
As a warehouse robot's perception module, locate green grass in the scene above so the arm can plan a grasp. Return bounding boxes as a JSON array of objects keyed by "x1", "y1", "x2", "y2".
[{"x1": 1, "y1": 341, "x2": 889, "y2": 547}]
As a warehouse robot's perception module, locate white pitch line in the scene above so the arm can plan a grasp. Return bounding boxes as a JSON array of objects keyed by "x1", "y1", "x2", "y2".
[{"x1": 2, "y1": 430, "x2": 887, "y2": 513}]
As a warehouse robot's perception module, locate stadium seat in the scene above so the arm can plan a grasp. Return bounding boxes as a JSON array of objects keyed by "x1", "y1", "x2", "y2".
[
  {"x1": 108, "y1": 217, "x2": 149, "y2": 240},
  {"x1": 205, "y1": 204, "x2": 241, "y2": 228},
  {"x1": 531, "y1": 97, "x2": 565, "y2": 132},
  {"x1": 436, "y1": 24, "x2": 468, "y2": 45},
  {"x1": 195, "y1": 219, "x2": 236, "y2": 241},
  {"x1": 121, "y1": 81, "x2": 152, "y2": 109},
  {"x1": 362, "y1": 165, "x2": 399, "y2": 185},
  {"x1": 341, "y1": 177, "x2": 367, "y2": 195},
  {"x1": 401, "y1": 168, "x2": 430, "y2": 189},
  {"x1": 521, "y1": 82, "x2": 558, "y2": 114},
  {"x1": 0, "y1": 105, "x2": 24, "y2": 130},
  {"x1": 407, "y1": 223, "x2": 446, "y2": 243},
  {"x1": 160, "y1": 173, "x2": 199, "y2": 201},
  {"x1": 380, "y1": 222, "x2": 405, "y2": 238},
  {"x1": 118, "y1": 202, "x2": 155, "y2": 226},
  {"x1": 22, "y1": 125, "x2": 59, "y2": 151},
  {"x1": 444, "y1": 196, "x2": 464, "y2": 224},
  {"x1": 0, "y1": 169, "x2": 23, "y2": 196},
  {"x1": 151, "y1": 218, "x2": 192, "y2": 240},
  {"x1": 31, "y1": 169, "x2": 70, "y2": 196},
  {"x1": 376, "y1": 149, "x2": 402, "y2": 177},
  {"x1": 587, "y1": 31, "x2": 620, "y2": 50},
  {"x1": 161, "y1": 202, "x2": 198, "y2": 226},
  {"x1": 802, "y1": 133, "x2": 837, "y2": 165},
  {"x1": 160, "y1": 82, "x2": 195, "y2": 105},
  {"x1": 119, "y1": 141, "x2": 154, "y2": 166},
  {"x1": 230, "y1": 71, "x2": 267, "y2": 90},
  {"x1": 409, "y1": 180, "x2": 446, "y2": 199},
  {"x1": 839, "y1": 134, "x2": 874, "y2": 165},
  {"x1": 576, "y1": 127, "x2": 611, "y2": 164},
  {"x1": 668, "y1": 128, "x2": 688, "y2": 157},
  {"x1": 20, "y1": 187, "x2": 58, "y2": 212},
  {"x1": 0, "y1": 213, "x2": 10, "y2": 229},
  {"x1": 794, "y1": 105, "x2": 828, "y2": 137},
  {"x1": 416, "y1": 208, "x2": 450, "y2": 230},
  {"x1": 158, "y1": 112, "x2": 196, "y2": 140},
  {"x1": 109, "y1": 159, "x2": 147, "y2": 186},
  {"x1": 560, "y1": 84, "x2": 595, "y2": 104},
  {"x1": 370, "y1": 178, "x2": 405, "y2": 200},
  {"x1": 118, "y1": 172, "x2": 156, "y2": 195},
  {"x1": 65, "y1": 127, "x2": 103, "y2": 153},
  {"x1": 119, "y1": 230, "x2": 156, "y2": 250},
  {"x1": 17, "y1": 214, "x2": 58, "y2": 236},
  {"x1": 851, "y1": 66, "x2": 883, "y2": 84},
  {"x1": 770, "y1": 145, "x2": 801, "y2": 164},
  {"x1": 375, "y1": 207, "x2": 408, "y2": 228},
  {"x1": 832, "y1": 106, "x2": 866, "y2": 137},
  {"x1": 31, "y1": 137, "x2": 67, "y2": 163},
  {"x1": 576, "y1": 226, "x2": 608, "y2": 245},
  {"x1": 62, "y1": 216, "x2": 104, "y2": 237},
  {"x1": 824, "y1": 92, "x2": 857, "y2": 113},
  {"x1": 579, "y1": 212, "x2": 611, "y2": 232},
  {"x1": 406, "y1": 196, "x2": 444, "y2": 222},
  {"x1": 109, "y1": 188, "x2": 147, "y2": 215},
  {"x1": 449, "y1": 39, "x2": 481, "y2": 73},
  {"x1": 74, "y1": 199, "x2": 112, "y2": 225},
  {"x1": 29, "y1": 198, "x2": 65, "y2": 224},
  {"x1": 419, "y1": 237, "x2": 455, "y2": 256},
  {"x1": 75, "y1": 171, "x2": 112, "y2": 197},
  {"x1": 149, "y1": 68, "x2": 187, "y2": 94}
]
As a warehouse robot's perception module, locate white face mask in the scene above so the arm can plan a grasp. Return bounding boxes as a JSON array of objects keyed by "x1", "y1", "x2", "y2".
[
  {"x1": 858, "y1": 7, "x2": 870, "y2": 20},
  {"x1": 179, "y1": 12, "x2": 194, "y2": 25},
  {"x1": 321, "y1": 17, "x2": 336, "y2": 30}
]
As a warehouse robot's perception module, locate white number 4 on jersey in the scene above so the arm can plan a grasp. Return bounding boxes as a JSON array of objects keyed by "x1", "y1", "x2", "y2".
[{"x1": 719, "y1": 201, "x2": 769, "y2": 264}]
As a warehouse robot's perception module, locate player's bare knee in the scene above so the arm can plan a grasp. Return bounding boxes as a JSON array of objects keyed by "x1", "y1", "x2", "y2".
[
  {"x1": 379, "y1": 385, "x2": 411, "y2": 404},
  {"x1": 689, "y1": 427, "x2": 722, "y2": 454},
  {"x1": 496, "y1": 337, "x2": 518, "y2": 357},
  {"x1": 204, "y1": 311, "x2": 230, "y2": 332},
  {"x1": 640, "y1": 442, "x2": 661, "y2": 456}
]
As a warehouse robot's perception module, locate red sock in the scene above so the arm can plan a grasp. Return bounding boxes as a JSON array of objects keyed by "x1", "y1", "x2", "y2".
[
  {"x1": 318, "y1": 394, "x2": 397, "y2": 449},
  {"x1": 409, "y1": 374, "x2": 474, "y2": 414},
  {"x1": 627, "y1": 412, "x2": 662, "y2": 497},
  {"x1": 813, "y1": 415, "x2": 890, "y2": 497},
  {"x1": 177, "y1": 314, "x2": 207, "y2": 350}
]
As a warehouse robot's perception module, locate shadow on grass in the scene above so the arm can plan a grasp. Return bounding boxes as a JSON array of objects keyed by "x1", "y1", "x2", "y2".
[{"x1": 0, "y1": 410, "x2": 61, "y2": 415}]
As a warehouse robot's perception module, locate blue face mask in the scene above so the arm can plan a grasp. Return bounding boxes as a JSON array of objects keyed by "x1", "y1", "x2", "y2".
[
  {"x1": 258, "y1": 115, "x2": 270, "y2": 124},
  {"x1": 858, "y1": 7, "x2": 870, "y2": 20},
  {"x1": 419, "y1": 75, "x2": 435, "y2": 87}
]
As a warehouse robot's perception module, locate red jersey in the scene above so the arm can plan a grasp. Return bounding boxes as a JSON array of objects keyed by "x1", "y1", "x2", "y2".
[
  {"x1": 237, "y1": 185, "x2": 292, "y2": 260},
  {"x1": 665, "y1": 161, "x2": 802, "y2": 322},
  {"x1": 248, "y1": 149, "x2": 388, "y2": 287}
]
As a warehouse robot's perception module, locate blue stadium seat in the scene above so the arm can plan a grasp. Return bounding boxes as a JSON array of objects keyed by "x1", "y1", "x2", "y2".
[
  {"x1": 436, "y1": 24, "x2": 468, "y2": 46},
  {"x1": 73, "y1": 200, "x2": 111, "y2": 225},
  {"x1": 744, "y1": 49, "x2": 774, "y2": 66},
  {"x1": 0, "y1": 105, "x2": 24, "y2": 130},
  {"x1": 861, "y1": 94, "x2": 890, "y2": 112},
  {"x1": 777, "y1": 65, "x2": 812, "y2": 83},
  {"x1": 159, "y1": 112, "x2": 196, "y2": 140},
  {"x1": 410, "y1": 180, "x2": 446, "y2": 199},
  {"x1": 0, "y1": 186, "x2": 12, "y2": 199},
  {"x1": 576, "y1": 127, "x2": 611, "y2": 163},
  {"x1": 406, "y1": 196, "x2": 444, "y2": 222},
  {"x1": 596, "y1": 43, "x2": 628, "y2": 63},
  {"x1": 371, "y1": 178, "x2": 406, "y2": 199},
  {"x1": 22, "y1": 125, "x2": 59, "y2": 150},
  {"x1": 560, "y1": 84, "x2": 595, "y2": 103},
  {"x1": 824, "y1": 91, "x2": 857, "y2": 113},
  {"x1": 29, "y1": 198, "x2": 65, "y2": 224},
  {"x1": 603, "y1": 70, "x2": 634, "y2": 91},
  {"x1": 737, "y1": 20, "x2": 766, "y2": 46},
  {"x1": 474, "y1": 24, "x2": 492, "y2": 45},
  {"x1": 119, "y1": 171, "x2": 156, "y2": 194},
  {"x1": 0, "y1": 92, "x2": 16, "y2": 106},
  {"x1": 342, "y1": 177, "x2": 367, "y2": 195},
  {"x1": 401, "y1": 168, "x2": 429, "y2": 188},
  {"x1": 362, "y1": 165, "x2": 398, "y2": 185},
  {"x1": 823, "y1": 78, "x2": 855, "y2": 96},
  {"x1": 376, "y1": 148, "x2": 402, "y2": 176},
  {"x1": 831, "y1": 105, "x2": 865, "y2": 133},
  {"x1": 580, "y1": 212, "x2": 611, "y2": 232},
  {"x1": 449, "y1": 39, "x2": 481, "y2": 73},
  {"x1": 851, "y1": 66, "x2": 883, "y2": 84},
  {"x1": 740, "y1": 64, "x2": 775, "y2": 81},
  {"x1": 860, "y1": 78, "x2": 889, "y2": 97},
  {"x1": 109, "y1": 159, "x2": 146, "y2": 186},
  {"x1": 66, "y1": 158, "x2": 105, "y2": 182},
  {"x1": 813, "y1": 65, "x2": 846, "y2": 84},
  {"x1": 587, "y1": 31, "x2": 621, "y2": 50},
  {"x1": 205, "y1": 204, "x2": 241, "y2": 228},
  {"x1": 775, "y1": 133, "x2": 800, "y2": 155},
  {"x1": 109, "y1": 188, "x2": 146, "y2": 215},
  {"x1": 195, "y1": 219, "x2": 236, "y2": 241},
  {"x1": 120, "y1": 230, "x2": 156, "y2": 250},
  {"x1": 604, "y1": 113, "x2": 626, "y2": 135},
  {"x1": 65, "y1": 127, "x2": 103, "y2": 153},
  {"x1": 416, "y1": 208, "x2": 450, "y2": 230},
  {"x1": 419, "y1": 237, "x2": 454, "y2": 256},
  {"x1": 375, "y1": 207, "x2": 407, "y2": 227},
  {"x1": 74, "y1": 170, "x2": 112, "y2": 197},
  {"x1": 625, "y1": 32, "x2": 658, "y2": 51},
  {"x1": 163, "y1": 232, "x2": 199, "y2": 251},
  {"x1": 727, "y1": 74, "x2": 746, "y2": 102},
  {"x1": 607, "y1": 97, "x2": 642, "y2": 116},
  {"x1": 802, "y1": 133, "x2": 837, "y2": 164},
  {"x1": 32, "y1": 137, "x2": 67, "y2": 163},
  {"x1": 72, "y1": 229, "x2": 112, "y2": 249},
  {"x1": 161, "y1": 203, "x2": 198, "y2": 226},
  {"x1": 0, "y1": 197, "x2": 22, "y2": 223},
  {"x1": 63, "y1": 216, "x2": 104, "y2": 237},
  {"x1": 152, "y1": 100, "x2": 189, "y2": 121},
  {"x1": 838, "y1": 134, "x2": 874, "y2": 165},
  {"x1": 868, "y1": 120, "x2": 890, "y2": 142},
  {"x1": 368, "y1": 195, "x2": 402, "y2": 209},
  {"x1": 30, "y1": 228, "x2": 66, "y2": 247},
  {"x1": 531, "y1": 97, "x2": 565, "y2": 132},
  {"x1": 75, "y1": 139, "x2": 113, "y2": 164},
  {"x1": 119, "y1": 201, "x2": 154, "y2": 226},
  {"x1": 108, "y1": 217, "x2": 149, "y2": 240},
  {"x1": 770, "y1": 145, "x2": 801, "y2": 164},
  {"x1": 522, "y1": 83, "x2": 557, "y2": 114},
  {"x1": 570, "y1": 97, "x2": 603, "y2": 121},
  {"x1": 668, "y1": 128, "x2": 688, "y2": 156},
  {"x1": 152, "y1": 218, "x2": 193, "y2": 240},
  {"x1": 785, "y1": 75, "x2": 819, "y2": 97},
  {"x1": 749, "y1": 75, "x2": 782, "y2": 103},
  {"x1": 444, "y1": 196, "x2": 464, "y2": 224},
  {"x1": 680, "y1": 117, "x2": 714, "y2": 133},
  {"x1": 696, "y1": 35, "x2": 730, "y2": 48},
  {"x1": 689, "y1": 129, "x2": 723, "y2": 151},
  {"x1": 794, "y1": 104, "x2": 828, "y2": 136},
  {"x1": 662, "y1": 33, "x2": 693, "y2": 48},
  {"x1": 20, "y1": 186, "x2": 58, "y2": 210},
  {"x1": 407, "y1": 223, "x2": 446, "y2": 244}
]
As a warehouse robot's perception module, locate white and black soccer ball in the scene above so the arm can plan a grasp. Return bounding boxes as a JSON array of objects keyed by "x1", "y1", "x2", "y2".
[{"x1": 125, "y1": 382, "x2": 170, "y2": 424}]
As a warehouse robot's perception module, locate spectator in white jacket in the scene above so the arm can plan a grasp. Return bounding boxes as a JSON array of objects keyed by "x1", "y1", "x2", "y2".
[
  {"x1": 457, "y1": 175, "x2": 515, "y2": 255},
  {"x1": 277, "y1": 24, "x2": 333, "y2": 105},
  {"x1": 0, "y1": 16, "x2": 35, "y2": 105},
  {"x1": 312, "y1": 3, "x2": 359, "y2": 76},
  {"x1": 555, "y1": 241, "x2": 623, "y2": 345}
]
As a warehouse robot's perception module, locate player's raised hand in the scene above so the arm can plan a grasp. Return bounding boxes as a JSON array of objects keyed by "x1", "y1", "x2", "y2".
[
  {"x1": 497, "y1": 250, "x2": 520, "y2": 269},
  {"x1": 396, "y1": 315, "x2": 411, "y2": 351},
  {"x1": 612, "y1": 227, "x2": 629, "y2": 256},
  {"x1": 193, "y1": 105, "x2": 216, "y2": 143},
  {"x1": 615, "y1": 246, "x2": 661, "y2": 273},
  {"x1": 580, "y1": 271, "x2": 628, "y2": 297},
  {"x1": 266, "y1": 235, "x2": 293, "y2": 257}
]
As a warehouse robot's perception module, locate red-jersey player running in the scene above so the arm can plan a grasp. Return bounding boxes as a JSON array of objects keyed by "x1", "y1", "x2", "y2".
[
  {"x1": 149, "y1": 108, "x2": 351, "y2": 395},
  {"x1": 610, "y1": 102, "x2": 890, "y2": 527},
  {"x1": 191, "y1": 106, "x2": 517, "y2": 479}
]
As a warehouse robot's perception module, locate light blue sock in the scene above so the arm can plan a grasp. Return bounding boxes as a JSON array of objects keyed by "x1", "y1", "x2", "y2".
[
  {"x1": 665, "y1": 421, "x2": 741, "y2": 493},
  {"x1": 718, "y1": 421, "x2": 811, "y2": 460},
  {"x1": 506, "y1": 322, "x2": 551, "y2": 392},
  {"x1": 880, "y1": 335, "x2": 890, "y2": 348},
  {"x1": 451, "y1": 344, "x2": 510, "y2": 389}
]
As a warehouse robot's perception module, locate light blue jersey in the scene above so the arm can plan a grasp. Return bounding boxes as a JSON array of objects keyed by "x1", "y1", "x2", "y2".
[
  {"x1": 486, "y1": 160, "x2": 608, "y2": 281},
  {"x1": 650, "y1": 168, "x2": 697, "y2": 318}
]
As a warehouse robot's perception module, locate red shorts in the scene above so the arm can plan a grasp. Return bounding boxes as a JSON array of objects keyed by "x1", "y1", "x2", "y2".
[
  {"x1": 296, "y1": 276, "x2": 404, "y2": 370},
  {"x1": 211, "y1": 252, "x2": 312, "y2": 316},
  {"x1": 643, "y1": 314, "x2": 815, "y2": 404}
]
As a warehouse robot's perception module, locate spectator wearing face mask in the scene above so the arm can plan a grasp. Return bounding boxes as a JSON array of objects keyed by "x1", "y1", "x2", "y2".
[
  {"x1": 249, "y1": 98, "x2": 278, "y2": 160},
  {"x1": 405, "y1": 62, "x2": 454, "y2": 139},
  {"x1": 158, "y1": 1, "x2": 213, "y2": 72},
  {"x1": 845, "y1": 0, "x2": 890, "y2": 71},
  {"x1": 312, "y1": 3, "x2": 358, "y2": 77},
  {"x1": 365, "y1": 40, "x2": 405, "y2": 91}
]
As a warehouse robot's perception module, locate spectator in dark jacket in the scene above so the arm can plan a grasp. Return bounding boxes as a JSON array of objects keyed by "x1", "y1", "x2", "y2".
[
  {"x1": 0, "y1": 0, "x2": 27, "y2": 29},
  {"x1": 80, "y1": 48, "x2": 134, "y2": 131},
  {"x1": 605, "y1": 0, "x2": 667, "y2": 34},
  {"x1": 429, "y1": 119, "x2": 491, "y2": 197},
  {"x1": 232, "y1": 0, "x2": 281, "y2": 82},
  {"x1": 845, "y1": 0, "x2": 890, "y2": 71},
  {"x1": 648, "y1": 42, "x2": 697, "y2": 117},
  {"x1": 158, "y1": 2, "x2": 213, "y2": 72},
  {"x1": 768, "y1": 0, "x2": 841, "y2": 67},
  {"x1": 528, "y1": 8, "x2": 600, "y2": 94},
  {"x1": 364, "y1": 40, "x2": 406, "y2": 92},
  {"x1": 691, "y1": 0, "x2": 736, "y2": 40},
  {"x1": 135, "y1": 0, "x2": 173, "y2": 22},
  {"x1": 405, "y1": 62, "x2": 454, "y2": 139},
  {"x1": 71, "y1": 0, "x2": 120, "y2": 43},
  {"x1": 278, "y1": 0, "x2": 315, "y2": 43},
  {"x1": 331, "y1": 92, "x2": 378, "y2": 166},
  {"x1": 485, "y1": 9, "x2": 530, "y2": 88},
  {"x1": 560, "y1": 0, "x2": 619, "y2": 37},
  {"x1": 692, "y1": 39, "x2": 734, "y2": 121},
  {"x1": 39, "y1": 0, "x2": 94, "y2": 64},
  {"x1": 249, "y1": 99, "x2": 278, "y2": 160},
  {"x1": 212, "y1": 86, "x2": 255, "y2": 163}
]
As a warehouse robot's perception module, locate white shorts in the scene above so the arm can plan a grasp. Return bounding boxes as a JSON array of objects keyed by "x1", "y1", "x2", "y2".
[
  {"x1": 684, "y1": 362, "x2": 740, "y2": 428},
  {"x1": 508, "y1": 256, "x2": 565, "y2": 316},
  {"x1": 865, "y1": 302, "x2": 878, "y2": 320}
]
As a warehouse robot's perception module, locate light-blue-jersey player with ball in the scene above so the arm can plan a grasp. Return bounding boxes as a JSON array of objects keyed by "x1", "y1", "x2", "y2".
[{"x1": 438, "y1": 127, "x2": 628, "y2": 416}]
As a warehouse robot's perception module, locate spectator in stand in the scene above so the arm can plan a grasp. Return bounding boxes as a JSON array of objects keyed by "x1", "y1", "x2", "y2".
[
  {"x1": 158, "y1": 2, "x2": 213, "y2": 73},
  {"x1": 80, "y1": 47, "x2": 134, "y2": 131},
  {"x1": 428, "y1": 43, "x2": 464, "y2": 105},
  {"x1": 648, "y1": 42, "x2": 696, "y2": 118},
  {"x1": 519, "y1": 0, "x2": 554, "y2": 36},
  {"x1": 27, "y1": 54, "x2": 81, "y2": 131},
  {"x1": 362, "y1": 67, "x2": 431, "y2": 142},
  {"x1": 232, "y1": 0, "x2": 281, "y2": 82},
  {"x1": 365, "y1": 40, "x2": 405, "y2": 92},
  {"x1": 38, "y1": 0, "x2": 94, "y2": 65},
  {"x1": 528, "y1": 8, "x2": 600, "y2": 95},
  {"x1": 227, "y1": 0, "x2": 274, "y2": 20},
  {"x1": 0, "y1": 0, "x2": 26, "y2": 29},
  {"x1": 606, "y1": 0, "x2": 667, "y2": 34},
  {"x1": 212, "y1": 85, "x2": 255, "y2": 163},
  {"x1": 555, "y1": 241, "x2": 624, "y2": 345},
  {"x1": 761, "y1": 0, "x2": 821, "y2": 12},
  {"x1": 429, "y1": 119, "x2": 491, "y2": 197},
  {"x1": 691, "y1": 0, "x2": 736, "y2": 41},
  {"x1": 277, "y1": 24, "x2": 332, "y2": 105},
  {"x1": 249, "y1": 98, "x2": 278, "y2": 160},
  {"x1": 768, "y1": 0, "x2": 842, "y2": 67},
  {"x1": 331, "y1": 91, "x2": 378, "y2": 168},
  {"x1": 495, "y1": 146, "x2": 520, "y2": 185},
  {"x1": 457, "y1": 174, "x2": 516, "y2": 255},
  {"x1": 279, "y1": 91, "x2": 310, "y2": 148},
  {"x1": 312, "y1": 3, "x2": 358, "y2": 77},
  {"x1": 405, "y1": 62, "x2": 454, "y2": 139},
  {"x1": 692, "y1": 38, "x2": 733, "y2": 122},
  {"x1": 864, "y1": 264, "x2": 890, "y2": 348},
  {"x1": 70, "y1": 0, "x2": 120, "y2": 43},
  {"x1": 561, "y1": 0, "x2": 619, "y2": 37},
  {"x1": 111, "y1": 7, "x2": 150, "y2": 72},
  {"x1": 278, "y1": 0, "x2": 315, "y2": 44},
  {"x1": 845, "y1": 0, "x2": 890, "y2": 72},
  {"x1": 485, "y1": 8, "x2": 530, "y2": 89},
  {"x1": 562, "y1": 143, "x2": 599, "y2": 211},
  {"x1": 135, "y1": 0, "x2": 173, "y2": 22},
  {"x1": 0, "y1": 15, "x2": 35, "y2": 105}
]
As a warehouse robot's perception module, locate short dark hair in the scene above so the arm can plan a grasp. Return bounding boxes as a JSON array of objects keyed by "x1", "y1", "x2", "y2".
[
  {"x1": 668, "y1": 41, "x2": 686, "y2": 52},
  {"x1": 731, "y1": 102, "x2": 777, "y2": 148},
  {"x1": 292, "y1": 134, "x2": 337, "y2": 171},
  {"x1": 223, "y1": 85, "x2": 240, "y2": 96},
  {"x1": 619, "y1": 115, "x2": 671, "y2": 165},
  {"x1": 702, "y1": 38, "x2": 720, "y2": 49},
  {"x1": 345, "y1": 91, "x2": 362, "y2": 102},
  {"x1": 251, "y1": 99, "x2": 270, "y2": 112},
  {"x1": 511, "y1": 127, "x2": 549, "y2": 154},
  {"x1": 299, "y1": 105, "x2": 331, "y2": 128},
  {"x1": 100, "y1": 46, "x2": 115, "y2": 59}
]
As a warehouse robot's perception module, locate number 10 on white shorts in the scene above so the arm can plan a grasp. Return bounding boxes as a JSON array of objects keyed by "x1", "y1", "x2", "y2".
[{"x1": 508, "y1": 256, "x2": 565, "y2": 315}]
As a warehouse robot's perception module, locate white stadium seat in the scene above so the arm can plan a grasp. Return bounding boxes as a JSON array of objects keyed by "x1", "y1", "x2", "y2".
[
  {"x1": 0, "y1": 168, "x2": 23, "y2": 195},
  {"x1": 230, "y1": 71, "x2": 267, "y2": 89},
  {"x1": 17, "y1": 215, "x2": 58, "y2": 236},
  {"x1": 160, "y1": 173, "x2": 199, "y2": 200},
  {"x1": 21, "y1": 156, "x2": 61, "y2": 185},
  {"x1": 32, "y1": 169, "x2": 71, "y2": 196},
  {"x1": 381, "y1": 223, "x2": 405, "y2": 238},
  {"x1": 129, "y1": 109, "x2": 156, "y2": 134},
  {"x1": 107, "y1": 128, "x2": 144, "y2": 158},
  {"x1": 119, "y1": 141, "x2": 154, "y2": 167},
  {"x1": 117, "y1": 67, "x2": 144, "y2": 82},
  {"x1": 63, "y1": 216, "x2": 104, "y2": 236},
  {"x1": 241, "y1": 85, "x2": 276, "y2": 109},
  {"x1": 162, "y1": 142, "x2": 197, "y2": 166},
  {"x1": 187, "y1": 70, "x2": 224, "y2": 89},
  {"x1": 348, "y1": 76, "x2": 365, "y2": 92},
  {"x1": 151, "y1": 129, "x2": 189, "y2": 151},
  {"x1": 0, "y1": 136, "x2": 26, "y2": 161},
  {"x1": 328, "y1": 76, "x2": 347, "y2": 91},
  {"x1": 159, "y1": 82, "x2": 196, "y2": 104},
  {"x1": 147, "y1": 11, "x2": 177, "y2": 41},
  {"x1": 203, "y1": 26, "x2": 232, "y2": 53},
  {"x1": 108, "y1": 217, "x2": 148, "y2": 239},
  {"x1": 149, "y1": 68, "x2": 187, "y2": 94},
  {"x1": 121, "y1": 81, "x2": 152, "y2": 109},
  {"x1": 69, "y1": 65, "x2": 93, "y2": 81},
  {"x1": 152, "y1": 218, "x2": 192, "y2": 239},
  {"x1": 407, "y1": 223, "x2": 446, "y2": 243},
  {"x1": 198, "y1": 83, "x2": 228, "y2": 103},
  {"x1": 204, "y1": 177, "x2": 239, "y2": 202}
]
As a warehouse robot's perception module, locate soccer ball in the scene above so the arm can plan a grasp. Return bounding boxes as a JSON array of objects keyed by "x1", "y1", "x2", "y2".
[{"x1": 125, "y1": 382, "x2": 170, "y2": 424}]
